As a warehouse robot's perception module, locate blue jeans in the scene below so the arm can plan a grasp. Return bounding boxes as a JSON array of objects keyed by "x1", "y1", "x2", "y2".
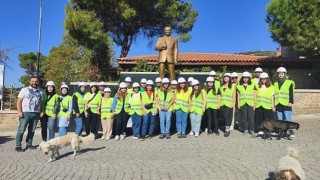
[
  {"x1": 131, "y1": 113, "x2": 142, "y2": 137},
  {"x1": 74, "y1": 114, "x2": 84, "y2": 136},
  {"x1": 142, "y1": 112, "x2": 155, "y2": 136},
  {"x1": 277, "y1": 111, "x2": 292, "y2": 122},
  {"x1": 58, "y1": 127, "x2": 67, "y2": 136},
  {"x1": 159, "y1": 110, "x2": 172, "y2": 134},
  {"x1": 190, "y1": 112, "x2": 202, "y2": 133},
  {"x1": 176, "y1": 109, "x2": 188, "y2": 134},
  {"x1": 15, "y1": 112, "x2": 39, "y2": 147},
  {"x1": 48, "y1": 116, "x2": 56, "y2": 140}
]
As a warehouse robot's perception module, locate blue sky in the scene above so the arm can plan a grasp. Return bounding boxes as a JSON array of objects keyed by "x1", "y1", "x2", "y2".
[{"x1": 0, "y1": 0, "x2": 278, "y2": 87}]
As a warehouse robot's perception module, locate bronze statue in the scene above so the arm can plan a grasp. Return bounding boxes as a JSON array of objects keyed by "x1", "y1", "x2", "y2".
[{"x1": 155, "y1": 26, "x2": 178, "y2": 80}]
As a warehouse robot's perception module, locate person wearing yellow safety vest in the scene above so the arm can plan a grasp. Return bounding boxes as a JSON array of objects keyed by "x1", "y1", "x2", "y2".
[
  {"x1": 100, "y1": 87, "x2": 114, "y2": 140},
  {"x1": 157, "y1": 78, "x2": 174, "y2": 139},
  {"x1": 174, "y1": 77, "x2": 191, "y2": 138},
  {"x1": 189, "y1": 79, "x2": 206, "y2": 137},
  {"x1": 125, "y1": 77, "x2": 133, "y2": 95},
  {"x1": 140, "y1": 78, "x2": 147, "y2": 92},
  {"x1": 251, "y1": 67, "x2": 263, "y2": 86},
  {"x1": 41, "y1": 81, "x2": 60, "y2": 141},
  {"x1": 128, "y1": 82, "x2": 144, "y2": 140},
  {"x1": 255, "y1": 72, "x2": 275, "y2": 135},
  {"x1": 171, "y1": 80, "x2": 178, "y2": 93},
  {"x1": 230, "y1": 72, "x2": 239, "y2": 131},
  {"x1": 72, "y1": 82, "x2": 86, "y2": 136},
  {"x1": 274, "y1": 67, "x2": 295, "y2": 137},
  {"x1": 57, "y1": 85, "x2": 73, "y2": 137},
  {"x1": 208, "y1": 70, "x2": 221, "y2": 90},
  {"x1": 98, "y1": 81, "x2": 106, "y2": 97},
  {"x1": 110, "y1": 82, "x2": 131, "y2": 140},
  {"x1": 220, "y1": 73, "x2": 236, "y2": 137},
  {"x1": 204, "y1": 76, "x2": 221, "y2": 135},
  {"x1": 187, "y1": 77, "x2": 194, "y2": 92},
  {"x1": 84, "y1": 83, "x2": 102, "y2": 139},
  {"x1": 154, "y1": 77, "x2": 162, "y2": 97},
  {"x1": 140, "y1": 80, "x2": 157, "y2": 140},
  {"x1": 237, "y1": 72, "x2": 256, "y2": 135},
  {"x1": 170, "y1": 79, "x2": 178, "y2": 132}
]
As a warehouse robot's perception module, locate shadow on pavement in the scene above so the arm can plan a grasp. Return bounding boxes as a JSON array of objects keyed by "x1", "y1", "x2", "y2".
[
  {"x1": 265, "y1": 171, "x2": 275, "y2": 180},
  {"x1": 57, "y1": 146, "x2": 106, "y2": 159},
  {"x1": 0, "y1": 136, "x2": 15, "y2": 144}
]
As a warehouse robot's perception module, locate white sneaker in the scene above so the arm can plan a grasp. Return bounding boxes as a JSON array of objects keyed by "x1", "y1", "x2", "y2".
[
  {"x1": 271, "y1": 132, "x2": 278, "y2": 136},
  {"x1": 258, "y1": 131, "x2": 264, "y2": 135},
  {"x1": 115, "y1": 135, "x2": 120, "y2": 140},
  {"x1": 132, "y1": 136, "x2": 139, "y2": 140},
  {"x1": 105, "y1": 136, "x2": 110, "y2": 140},
  {"x1": 100, "y1": 136, "x2": 106, "y2": 140},
  {"x1": 229, "y1": 126, "x2": 234, "y2": 131},
  {"x1": 120, "y1": 134, "x2": 125, "y2": 140},
  {"x1": 204, "y1": 128, "x2": 208, "y2": 132},
  {"x1": 195, "y1": 133, "x2": 199, "y2": 137},
  {"x1": 189, "y1": 132, "x2": 194, "y2": 136}
]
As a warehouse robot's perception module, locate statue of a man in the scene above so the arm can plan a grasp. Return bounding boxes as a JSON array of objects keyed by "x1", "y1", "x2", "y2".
[{"x1": 155, "y1": 26, "x2": 178, "y2": 80}]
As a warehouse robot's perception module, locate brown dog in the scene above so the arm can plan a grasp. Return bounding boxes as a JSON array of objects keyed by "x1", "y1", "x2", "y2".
[{"x1": 260, "y1": 119, "x2": 300, "y2": 140}]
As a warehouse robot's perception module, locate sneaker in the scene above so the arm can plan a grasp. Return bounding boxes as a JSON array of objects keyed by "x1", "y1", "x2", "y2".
[
  {"x1": 141, "y1": 136, "x2": 146, "y2": 141},
  {"x1": 257, "y1": 131, "x2": 264, "y2": 135},
  {"x1": 165, "y1": 134, "x2": 170, "y2": 139},
  {"x1": 195, "y1": 133, "x2": 199, "y2": 137},
  {"x1": 105, "y1": 136, "x2": 110, "y2": 140},
  {"x1": 243, "y1": 130, "x2": 249, "y2": 135},
  {"x1": 207, "y1": 130, "x2": 213, "y2": 135},
  {"x1": 159, "y1": 134, "x2": 165, "y2": 139},
  {"x1": 181, "y1": 133, "x2": 186, "y2": 138},
  {"x1": 289, "y1": 130, "x2": 295, "y2": 138},
  {"x1": 114, "y1": 135, "x2": 120, "y2": 140},
  {"x1": 189, "y1": 131, "x2": 194, "y2": 136},
  {"x1": 249, "y1": 131, "x2": 256, "y2": 136},
  {"x1": 224, "y1": 131, "x2": 230, "y2": 137},
  {"x1": 15, "y1": 147, "x2": 24, "y2": 152},
  {"x1": 145, "y1": 134, "x2": 149, "y2": 138},
  {"x1": 122, "y1": 132, "x2": 126, "y2": 137},
  {"x1": 214, "y1": 130, "x2": 220, "y2": 136},
  {"x1": 204, "y1": 128, "x2": 208, "y2": 132},
  {"x1": 100, "y1": 136, "x2": 106, "y2": 140},
  {"x1": 148, "y1": 135, "x2": 153, "y2": 139},
  {"x1": 177, "y1": 133, "x2": 182, "y2": 138},
  {"x1": 26, "y1": 145, "x2": 37, "y2": 150},
  {"x1": 132, "y1": 136, "x2": 139, "y2": 140},
  {"x1": 120, "y1": 135, "x2": 125, "y2": 140},
  {"x1": 271, "y1": 132, "x2": 278, "y2": 136},
  {"x1": 229, "y1": 126, "x2": 234, "y2": 131}
]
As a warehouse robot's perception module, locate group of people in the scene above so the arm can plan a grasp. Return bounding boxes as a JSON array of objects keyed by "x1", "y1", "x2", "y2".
[{"x1": 15, "y1": 66, "x2": 295, "y2": 151}]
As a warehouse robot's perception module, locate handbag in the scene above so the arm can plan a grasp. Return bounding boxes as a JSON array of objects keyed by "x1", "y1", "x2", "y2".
[{"x1": 144, "y1": 92, "x2": 155, "y2": 109}]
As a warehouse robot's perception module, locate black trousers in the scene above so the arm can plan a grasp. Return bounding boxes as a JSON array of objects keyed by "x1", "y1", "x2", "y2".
[
  {"x1": 85, "y1": 109, "x2": 100, "y2": 138},
  {"x1": 206, "y1": 108, "x2": 219, "y2": 131},
  {"x1": 220, "y1": 105, "x2": 233, "y2": 128},
  {"x1": 254, "y1": 107, "x2": 273, "y2": 132},
  {"x1": 40, "y1": 114, "x2": 48, "y2": 141},
  {"x1": 240, "y1": 104, "x2": 255, "y2": 132},
  {"x1": 114, "y1": 111, "x2": 129, "y2": 136}
]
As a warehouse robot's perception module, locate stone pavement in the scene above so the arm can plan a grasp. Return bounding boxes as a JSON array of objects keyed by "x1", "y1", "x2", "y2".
[{"x1": 0, "y1": 113, "x2": 320, "y2": 180}]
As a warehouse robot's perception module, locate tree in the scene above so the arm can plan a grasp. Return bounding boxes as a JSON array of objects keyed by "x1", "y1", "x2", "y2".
[
  {"x1": 0, "y1": 47, "x2": 12, "y2": 66},
  {"x1": 18, "y1": 52, "x2": 46, "y2": 86},
  {"x1": 236, "y1": 51, "x2": 276, "y2": 57},
  {"x1": 65, "y1": 0, "x2": 198, "y2": 57},
  {"x1": 266, "y1": 0, "x2": 320, "y2": 55}
]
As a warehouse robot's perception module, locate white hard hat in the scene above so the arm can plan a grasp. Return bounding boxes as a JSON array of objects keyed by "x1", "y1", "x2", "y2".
[
  {"x1": 242, "y1": 72, "x2": 251, "y2": 77},
  {"x1": 125, "y1": 77, "x2": 132, "y2": 82},
  {"x1": 78, "y1": 82, "x2": 86, "y2": 87},
  {"x1": 155, "y1": 77, "x2": 162, "y2": 83},
  {"x1": 46, "y1": 81, "x2": 55, "y2": 87},
  {"x1": 99, "y1": 81, "x2": 106, "y2": 86},
  {"x1": 260, "y1": 72, "x2": 269, "y2": 78},
  {"x1": 206, "y1": 76, "x2": 214, "y2": 82},
  {"x1": 140, "y1": 78, "x2": 147, "y2": 83},
  {"x1": 132, "y1": 82, "x2": 140, "y2": 88},
  {"x1": 254, "y1": 67, "x2": 263, "y2": 72},
  {"x1": 231, "y1": 72, "x2": 238, "y2": 77},
  {"x1": 119, "y1": 82, "x2": 127, "y2": 89},
  {"x1": 224, "y1": 73, "x2": 232, "y2": 77},
  {"x1": 191, "y1": 79, "x2": 200, "y2": 86},
  {"x1": 209, "y1": 70, "x2": 216, "y2": 76},
  {"x1": 277, "y1": 67, "x2": 287, "y2": 73},
  {"x1": 146, "y1": 80, "x2": 154, "y2": 86},
  {"x1": 171, "y1": 80, "x2": 178, "y2": 85},
  {"x1": 104, "y1": 87, "x2": 112, "y2": 92},
  {"x1": 188, "y1": 77, "x2": 194, "y2": 82},
  {"x1": 60, "y1": 84, "x2": 69, "y2": 90},
  {"x1": 162, "y1": 78, "x2": 170, "y2": 84},
  {"x1": 89, "y1": 82, "x2": 96, "y2": 87},
  {"x1": 178, "y1": 77, "x2": 186, "y2": 83}
]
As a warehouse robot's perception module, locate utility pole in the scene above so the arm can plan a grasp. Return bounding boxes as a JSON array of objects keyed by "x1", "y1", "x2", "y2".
[
  {"x1": 36, "y1": 0, "x2": 43, "y2": 76},
  {"x1": 9, "y1": 83, "x2": 14, "y2": 110}
]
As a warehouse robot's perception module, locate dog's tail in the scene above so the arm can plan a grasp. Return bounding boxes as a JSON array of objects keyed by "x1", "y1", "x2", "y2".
[
  {"x1": 287, "y1": 147, "x2": 300, "y2": 160},
  {"x1": 79, "y1": 133, "x2": 95, "y2": 145}
]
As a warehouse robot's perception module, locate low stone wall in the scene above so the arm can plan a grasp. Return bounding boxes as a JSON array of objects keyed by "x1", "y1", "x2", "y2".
[{"x1": 1, "y1": 89, "x2": 319, "y2": 129}]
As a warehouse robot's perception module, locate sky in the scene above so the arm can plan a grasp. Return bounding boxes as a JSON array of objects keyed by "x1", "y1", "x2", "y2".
[{"x1": 0, "y1": 0, "x2": 278, "y2": 87}]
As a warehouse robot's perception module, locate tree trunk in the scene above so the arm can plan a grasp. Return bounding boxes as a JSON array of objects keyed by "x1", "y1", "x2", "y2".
[{"x1": 119, "y1": 35, "x2": 133, "y2": 58}]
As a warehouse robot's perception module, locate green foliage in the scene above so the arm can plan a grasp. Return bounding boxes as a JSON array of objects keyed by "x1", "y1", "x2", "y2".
[
  {"x1": 133, "y1": 60, "x2": 158, "y2": 72},
  {"x1": 18, "y1": 52, "x2": 46, "y2": 86},
  {"x1": 200, "y1": 66, "x2": 212, "y2": 72},
  {"x1": 0, "y1": 47, "x2": 11, "y2": 63},
  {"x1": 266, "y1": 0, "x2": 320, "y2": 55},
  {"x1": 66, "y1": 0, "x2": 198, "y2": 57},
  {"x1": 236, "y1": 51, "x2": 276, "y2": 57}
]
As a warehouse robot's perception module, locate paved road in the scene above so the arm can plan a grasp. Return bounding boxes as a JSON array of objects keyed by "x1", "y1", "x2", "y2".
[{"x1": 0, "y1": 114, "x2": 319, "y2": 180}]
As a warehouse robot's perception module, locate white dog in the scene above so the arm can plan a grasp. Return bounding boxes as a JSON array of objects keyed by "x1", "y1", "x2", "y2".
[
  {"x1": 39, "y1": 133, "x2": 95, "y2": 162},
  {"x1": 274, "y1": 147, "x2": 305, "y2": 180}
]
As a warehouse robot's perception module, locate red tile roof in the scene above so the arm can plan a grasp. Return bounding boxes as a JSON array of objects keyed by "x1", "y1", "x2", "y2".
[{"x1": 117, "y1": 52, "x2": 306, "y2": 66}]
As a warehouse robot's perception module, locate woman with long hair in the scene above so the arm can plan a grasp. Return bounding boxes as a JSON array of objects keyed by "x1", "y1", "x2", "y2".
[
  {"x1": 110, "y1": 82, "x2": 130, "y2": 140},
  {"x1": 100, "y1": 87, "x2": 114, "y2": 140},
  {"x1": 220, "y1": 73, "x2": 236, "y2": 137},
  {"x1": 237, "y1": 72, "x2": 256, "y2": 135},
  {"x1": 72, "y1": 82, "x2": 86, "y2": 136},
  {"x1": 57, "y1": 85, "x2": 73, "y2": 136},
  {"x1": 128, "y1": 82, "x2": 144, "y2": 140}
]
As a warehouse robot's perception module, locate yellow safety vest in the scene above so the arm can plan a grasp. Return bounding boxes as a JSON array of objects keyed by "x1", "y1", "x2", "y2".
[
  {"x1": 190, "y1": 92, "x2": 205, "y2": 115},
  {"x1": 128, "y1": 93, "x2": 143, "y2": 115},
  {"x1": 220, "y1": 86, "x2": 235, "y2": 107},
  {"x1": 101, "y1": 97, "x2": 114, "y2": 119},
  {"x1": 274, "y1": 80, "x2": 295, "y2": 106},
  {"x1": 58, "y1": 95, "x2": 72, "y2": 117},
  {"x1": 72, "y1": 92, "x2": 85, "y2": 114},
  {"x1": 237, "y1": 84, "x2": 255, "y2": 107},
  {"x1": 158, "y1": 90, "x2": 173, "y2": 111},
  {"x1": 174, "y1": 89, "x2": 190, "y2": 113},
  {"x1": 114, "y1": 93, "x2": 130, "y2": 114},
  {"x1": 256, "y1": 86, "x2": 274, "y2": 109},
  {"x1": 141, "y1": 91, "x2": 156, "y2": 113},
  {"x1": 85, "y1": 92, "x2": 101, "y2": 114},
  {"x1": 204, "y1": 88, "x2": 219, "y2": 110},
  {"x1": 45, "y1": 94, "x2": 59, "y2": 117}
]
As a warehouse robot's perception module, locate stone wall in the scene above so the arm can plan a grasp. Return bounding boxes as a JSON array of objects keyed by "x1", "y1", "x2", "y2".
[{"x1": 1, "y1": 89, "x2": 319, "y2": 129}]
